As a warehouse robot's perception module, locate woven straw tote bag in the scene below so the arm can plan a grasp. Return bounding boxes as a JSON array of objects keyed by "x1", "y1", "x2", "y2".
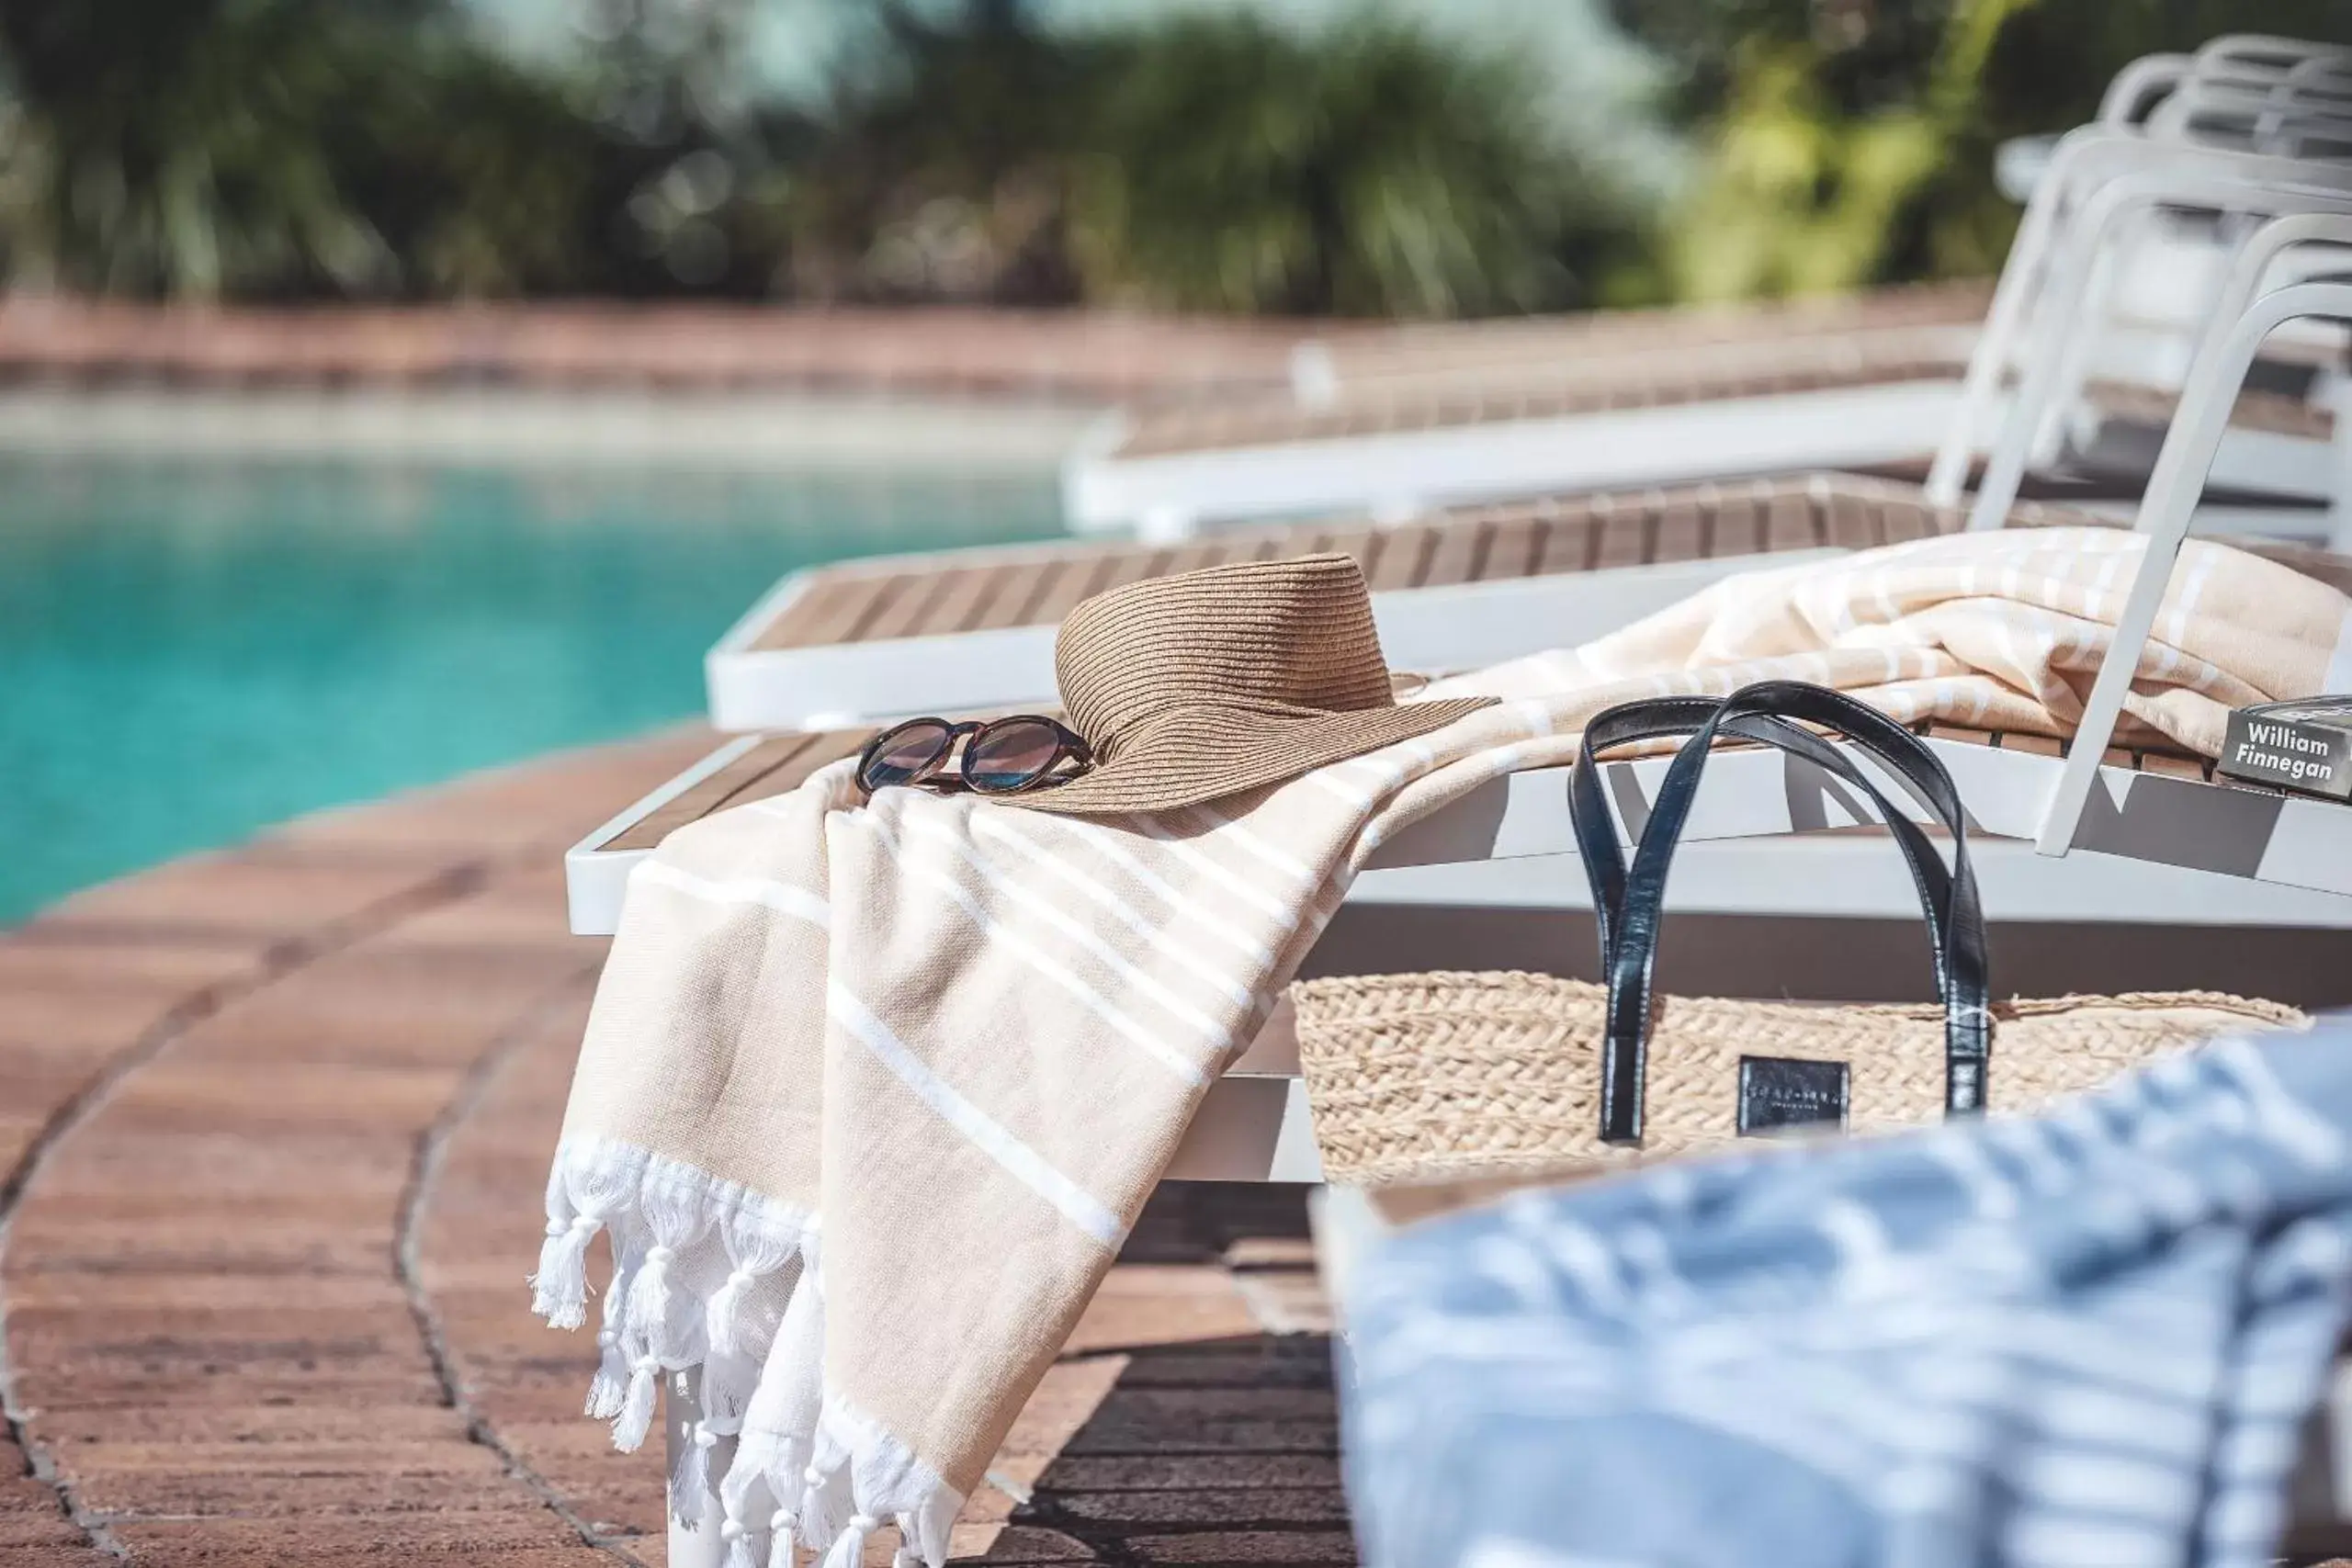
[{"x1": 1294, "y1": 681, "x2": 2303, "y2": 1186}]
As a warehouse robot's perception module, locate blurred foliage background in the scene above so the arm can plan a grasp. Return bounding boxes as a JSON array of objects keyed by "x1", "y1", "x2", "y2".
[{"x1": 0, "y1": 0, "x2": 2346, "y2": 315}]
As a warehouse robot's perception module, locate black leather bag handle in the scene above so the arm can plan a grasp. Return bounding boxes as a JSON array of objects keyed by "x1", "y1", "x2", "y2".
[
  {"x1": 1569, "y1": 681, "x2": 1990, "y2": 1145},
  {"x1": 1569, "y1": 698, "x2": 1959, "y2": 983}
]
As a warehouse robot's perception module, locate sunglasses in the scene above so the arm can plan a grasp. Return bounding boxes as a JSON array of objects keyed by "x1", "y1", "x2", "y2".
[{"x1": 856, "y1": 715, "x2": 1093, "y2": 797}]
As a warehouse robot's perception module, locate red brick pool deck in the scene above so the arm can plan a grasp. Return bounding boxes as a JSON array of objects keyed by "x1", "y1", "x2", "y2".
[{"x1": 0, "y1": 731, "x2": 1340, "y2": 1567}]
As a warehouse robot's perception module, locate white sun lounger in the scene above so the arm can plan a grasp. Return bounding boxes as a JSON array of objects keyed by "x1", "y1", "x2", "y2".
[
  {"x1": 1066, "y1": 40, "x2": 2352, "y2": 540},
  {"x1": 699, "y1": 472, "x2": 1975, "y2": 733}
]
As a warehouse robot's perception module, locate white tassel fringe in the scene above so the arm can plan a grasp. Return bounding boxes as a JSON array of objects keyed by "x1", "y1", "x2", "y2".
[
  {"x1": 673, "y1": 1417, "x2": 730, "y2": 1520},
  {"x1": 534, "y1": 1137, "x2": 961, "y2": 1567},
  {"x1": 822, "y1": 1512, "x2": 879, "y2": 1568},
  {"x1": 707, "y1": 1207, "x2": 800, "y2": 1359},
  {"x1": 529, "y1": 1145, "x2": 644, "y2": 1328},
  {"x1": 530, "y1": 1213, "x2": 600, "y2": 1328},
  {"x1": 585, "y1": 1325, "x2": 630, "y2": 1420},
  {"x1": 613, "y1": 1355, "x2": 662, "y2": 1452},
  {"x1": 764, "y1": 1510, "x2": 799, "y2": 1568}
]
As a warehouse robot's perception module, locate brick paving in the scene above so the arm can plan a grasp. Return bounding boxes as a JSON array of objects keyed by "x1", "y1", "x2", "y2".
[
  {"x1": 0, "y1": 729, "x2": 1348, "y2": 1566},
  {"x1": 0, "y1": 299, "x2": 1307, "y2": 405}
]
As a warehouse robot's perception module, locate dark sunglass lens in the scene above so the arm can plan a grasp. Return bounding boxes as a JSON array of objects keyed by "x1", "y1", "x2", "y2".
[
  {"x1": 861, "y1": 721, "x2": 951, "y2": 790},
  {"x1": 967, "y1": 720, "x2": 1067, "y2": 792}
]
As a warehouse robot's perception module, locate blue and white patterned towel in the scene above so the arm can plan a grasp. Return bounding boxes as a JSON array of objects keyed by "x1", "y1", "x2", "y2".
[{"x1": 1342, "y1": 1022, "x2": 2352, "y2": 1568}]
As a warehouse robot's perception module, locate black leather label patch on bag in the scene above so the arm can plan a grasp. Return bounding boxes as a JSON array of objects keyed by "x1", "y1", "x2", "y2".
[{"x1": 1737, "y1": 1056, "x2": 1849, "y2": 1136}]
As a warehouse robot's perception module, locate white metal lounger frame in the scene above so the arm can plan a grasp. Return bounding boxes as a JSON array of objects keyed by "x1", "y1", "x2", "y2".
[
  {"x1": 1960, "y1": 173, "x2": 2352, "y2": 538},
  {"x1": 2028, "y1": 63, "x2": 2352, "y2": 477},
  {"x1": 2098, "y1": 54, "x2": 2192, "y2": 128},
  {"x1": 2030, "y1": 211, "x2": 2352, "y2": 546},
  {"x1": 2041, "y1": 275, "x2": 2352, "y2": 858},
  {"x1": 1927, "y1": 40, "x2": 2352, "y2": 507}
]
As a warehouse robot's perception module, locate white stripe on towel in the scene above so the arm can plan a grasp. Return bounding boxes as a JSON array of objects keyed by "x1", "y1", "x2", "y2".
[
  {"x1": 1023, "y1": 812, "x2": 1282, "y2": 966},
  {"x1": 827, "y1": 980, "x2": 1124, "y2": 1247},
  {"x1": 861, "y1": 818, "x2": 1213, "y2": 1086},
  {"x1": 967, "y1": 814, "x2": 1254, "y2": 1006},
  {"x1": 631, "y1": 861, "x2": 832, "y2": 930},
  {"x1": 898, "y1": 815, "x2": 1232, "y2": 1043}
]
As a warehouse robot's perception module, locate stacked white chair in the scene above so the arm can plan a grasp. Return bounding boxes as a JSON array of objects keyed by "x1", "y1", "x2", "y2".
[{"x1": 1938, "y1": 37, "x2": 2352, "y2": 540}]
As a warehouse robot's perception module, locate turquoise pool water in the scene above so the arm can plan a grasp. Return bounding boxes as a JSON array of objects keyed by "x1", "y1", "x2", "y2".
[{"x1": 1, "y1": 457, "x2": 1060, "y2": 923}]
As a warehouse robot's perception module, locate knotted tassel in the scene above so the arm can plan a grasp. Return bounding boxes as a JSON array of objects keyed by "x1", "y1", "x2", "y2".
[
  {"x1": 707, "y1": 1210, "x2": 800, "y2": 1360},
  {"x1": 903, "y1": 1488, "x2": 956, "y2": 1568},
  {"x1": 624, "y1": 1179, "x2": 711, "y2": 1369},
  {"x1": 535, "y1": 1144, "x2": 645, "y2": 1329},
  {"x1": 719, "y1": 1516, "x2": 758, "y2": 1568},
  {"x1": 585, "y1": 1241, "x2": 641, "y2": 1420},
  {"x1": 612, "y1": 1354, "x2": 662, "y2": 1452},
  {"x1": 821, "y1": 1513, "x2": 879, "y2": 1568},
  {"x1": 797, "y1": 1461, "x2": 850, "y2": 1553},
  {"x1": 623, "y1": 1243, "x2": 678, "y2": 1354},
  {"x1": 585, "y1": 1325, "x2": 630, "y2": 1420},
  {"x1": 530, "y1": 1212, "x2": 602, "y2": 1329},
  {"x1": 763, "y1": 1509, "x2": 799, "y2": 1568},
  {"x1": 724, "y1": 1427, "x2": 783, "y2": 1530},
  {"x1": 704, "y1": 1263, "x2": 763, "y2": 1359},
  {"x1": 702, "y1": 1347, "x2": 763, "y2": 1434},
  {"x1": 672, "y1": 1416, "x2": 735, "y2": 1524}
]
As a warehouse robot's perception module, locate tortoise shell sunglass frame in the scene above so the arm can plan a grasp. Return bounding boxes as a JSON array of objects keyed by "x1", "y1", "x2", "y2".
[{"x1": 855, "y1": 715, "x2": 1094, "y2": 797}]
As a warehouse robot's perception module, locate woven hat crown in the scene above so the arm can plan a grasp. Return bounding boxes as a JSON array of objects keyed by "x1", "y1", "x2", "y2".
[{"x1": 1054, "y1": 554, "x2": 1394, "y2": 750}]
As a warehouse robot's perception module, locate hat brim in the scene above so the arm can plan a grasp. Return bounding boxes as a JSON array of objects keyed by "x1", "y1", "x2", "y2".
[{"x1": 1005, "y1": 694, "x2": 1496, "y2": 816}]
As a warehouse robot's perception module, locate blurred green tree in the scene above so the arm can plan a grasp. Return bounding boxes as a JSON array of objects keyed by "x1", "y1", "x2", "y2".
[
  {"x1": 15, "y1": 0, "x2": 2342, "y2": 312},
  {"x1": 0, "y1": 0, "x2": 1660, "y2": 314},
  {"x1": 774, "y1": 0, "x2": 1098, "y2": 303},
  {"x1": 1615, "y1": 0, "x2": 2352, "y2": 300},
  {"x1": 787, "y1": 4, "x2": 1656, "y2": 317},
  {"x1": 1066, "y1": 13, "x2": 1649, "y2": 317},
  {"x1": 0, "y1": 0, "x2": 804, "y2": 299},
  {"x1": 0, "y1": 1, "x2": 585, "y2": 297}
]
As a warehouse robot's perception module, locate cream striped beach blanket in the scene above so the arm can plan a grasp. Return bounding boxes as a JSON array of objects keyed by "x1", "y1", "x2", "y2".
[{"x1": 531, "y1": 525, "x2": 2350, "y2": 1568}]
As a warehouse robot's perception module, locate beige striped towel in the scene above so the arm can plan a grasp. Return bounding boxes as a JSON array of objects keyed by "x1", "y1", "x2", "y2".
[{"x1": 532, "y1": 525, "x2": 2350, "y2": 1568}]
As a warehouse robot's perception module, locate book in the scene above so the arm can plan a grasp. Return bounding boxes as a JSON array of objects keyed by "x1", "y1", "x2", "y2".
[{"x1": 2218, "y1": 696, "x2": 2352, "y2": 800}]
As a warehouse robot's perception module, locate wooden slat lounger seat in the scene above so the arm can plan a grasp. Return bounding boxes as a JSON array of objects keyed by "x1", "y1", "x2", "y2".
[
  {"x1": 1068, "y1": 389, "x2": 2335, "y2": 541},
  {"x1": 2081, "y1": 375, "x2": 2338, "y2": 442},
  {"x1": 1306, "y1": 280, "x2": 2346, "y2": 400},
  {"x1": 715, "y1": 465, "x2": 2352, "y2": 728},
  {"x1": 754, "y1": 477, "x2": 1951, "y2": 648},
  {"x1": 1111, "y1": 341, "x2": 2336, "y2": 464},
  {"x1": 708, "y1": 473, "x2": 2059, "y2": 731},
  {"x1": 1295, "y1": 280, "x2": 1993, "y2": 393},
  {"x1": 1071, "y1": 291, "x2": 2340, "y2": 534},
  {"x1": 1112, "y1": 329, "x2": 1973, "y2": 463}
]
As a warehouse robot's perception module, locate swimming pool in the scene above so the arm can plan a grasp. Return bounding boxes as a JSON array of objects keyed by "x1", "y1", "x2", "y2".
[{"x1": 0, "y1": 456, "x2": 1061, "y2": 922}]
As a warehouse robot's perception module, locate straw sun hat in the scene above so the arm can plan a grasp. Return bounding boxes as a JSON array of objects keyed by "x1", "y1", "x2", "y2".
[{"x1": 1015, "y1": 552, "x2": 1494, "y2": 816}]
